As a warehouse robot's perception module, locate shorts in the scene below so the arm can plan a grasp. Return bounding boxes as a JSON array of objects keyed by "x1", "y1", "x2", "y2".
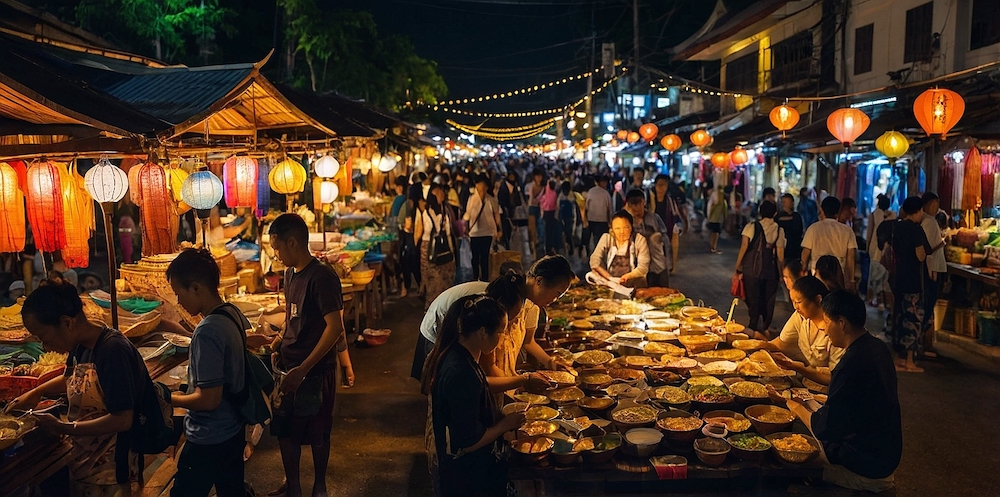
[
  {"x1": 707, "y1": 222, "x2": 722, "y2": 233},
  {"x1": 528, "y1": 206, "x2": 541, "y2": 218},
  {"x1": 270, "y1": 367, "x2": 337, "y2": 445}
]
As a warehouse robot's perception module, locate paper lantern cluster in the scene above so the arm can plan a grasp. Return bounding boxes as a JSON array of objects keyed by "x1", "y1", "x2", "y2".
[
  {"x1": 223, "y1": 155, "x2": 259, "y2": 208},
  {"x1": 0, "y1": 162, "x2": 25, "y2": 253}
]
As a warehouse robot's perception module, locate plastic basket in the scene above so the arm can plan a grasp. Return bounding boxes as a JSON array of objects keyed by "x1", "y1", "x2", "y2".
[{"x1": 977, "y1": 313, "x2": 1000, "y2": 346}]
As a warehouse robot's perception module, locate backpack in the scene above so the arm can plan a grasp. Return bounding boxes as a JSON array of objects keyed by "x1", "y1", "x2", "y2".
[
  {"x1": 211, "y1": 303, "x2": 276, "y2": 426},
  {"x1": 132, "y1": 380, "x2": 177, "y2": 454},
  {"x1": 743, "y1": 222, "x2": 779, "y2": 280},
  {"x1": 428, "y1": 210, "x2": 455, "y2": 265}
]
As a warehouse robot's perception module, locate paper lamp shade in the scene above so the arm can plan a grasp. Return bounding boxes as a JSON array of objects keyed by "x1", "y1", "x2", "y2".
[
  {"x1": 321, "y1": 181, "x2": 339, "y2": 203},
  {"x1": 0, "y1": 162, "x2": 25, "y2": 253},
  {"x1": 639, "y1": 123, "x2": 658, "y2": 142},
  {"x1": 26, "y1": 160, "x2": 66, "y2": 252},
  {"x1": 129, "y1": 161, "x2": 174, "y2": 256},
  {"x1": 710, "y1": 152, "x2": 730, "y2": 169},
  {"x1": 270, "y1": 158, "x2": 307, "y2": 194},
  {"x1": 826, "y1": 108, "x2": 871, "y2": 146},
  {"x1": 769, "y1": 104, "x2": 800, "y2": 137},
  {"x1": 875, "y1": 131, "x2": 909, "y2": 160},
  {"x1": 377, "y1": 155, "x2": 398, "y2": 172},
  {"x1": 616, "y1": 130, "x2": 629, "y2": 140},
  {"x1": 181, "y1": 171, "x2": 224, "y2": 211},
  {"x1": 424, "y1": 146, "x2": 437, "y2": 158},
  {"x1": 61, "y1": 164, "x2": 93, "y2": 268},
  {"x1": 313, "y1": 155, "x2": 340, "y2": 179},
  {"x1": 256, "y1": 159, "x2": 272, "y2": 218},
  {"x1": 626, "y1": 132, "x2": 641, "y2": 144},
  {"x1": 730, "y1": 147, "x2": 749, "y2": 166},
  {"x1": 913, "y1": 88, "x2": 965, "y2": 139},
  {"x1": 84, "y1": 157, "x2": 129, "y2": 203},
  {"x1": 166, "y1": 167, "x2": 191, "y2": 214},
  {"x1": 690, "y1": 129, "x2": 711, "y2": 148},
  {"x1": 223, "y1": 156, "x2": 258, "y2": 208},
  {"x1": 660, "y1": 134, "x2": 682, "y2": 152},
  {"x1": 8, "y1": 160, "x2": 26, "y2": 194}
]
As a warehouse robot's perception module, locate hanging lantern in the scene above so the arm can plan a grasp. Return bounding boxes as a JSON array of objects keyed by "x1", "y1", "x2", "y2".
[
  {"x1": 769, "y1": 104, "x2": 800, "y2": 137},
  {"x1": 639, "y1": 123, "x2": 658, "y2": 142},
  {"x1": 710, "y1": 152, "x2": 730, "y2": 170},
  {"x1": 8, "y1": 160, "x2": 27, "y2": 194},
  {"x1": 0, "y1": 162, "x2": 25, "y2": 253},
  {"x1": 130, "y1": 161, "x2": 174, "y2": 256},
  {"x1": 84, "y1": 157, "x2": 129, "y2": 204},
  {"x1": 914, "y1": 87, "x2": 965, "y2": 139},
  {"x1": 626, "y1": 132, "x2": 641, "y2": 144},
  {"x1": 61, "y1": 163, "x2": 92, "y2": 268},
  {"x1": 25, "y1": 160, "x2": 66, "y2": 253},
  {"x1": 321, "y1": 181, "x2": 339, "y2": 203},
  {"x1": 616, "y1": 130, "x2": 629, "y2": 140},
  {"x1": 875, "y1": 131, "x2": 910, "y2": 162},
  {"x1": 223, "y1": 155, "x2": 259, "y2": 208},
  {"x1": 377, "y1": 155, "x2": 398, "y2": 173},
  {"x1": 730, "y1": 147, "x2": 749, "y2": 166},
  {"x1": 660, "y1": 134, "x2": 682, "y2": 152},
  {"x1": 181, "y1": 171, "x2": 225, "y2": 213},
  {"x1": 313, "y1": 154, "x2": 340, "y2": 179},
  {"x1": 269, "y1": 158, "x2": 307, "y2": 194},
  {"x1": 166, "y1": 166, "x2": 191, "y2": 214},
  {"x1": 826, "y1": 108, "x2": 871, "y2": 147},
  {"x1": 256, "y1": 159, "x2": 273, "y2": 218},
  {"x1": 424, "y1": 146, "x2": 438, "y2": 158},
  {"x1": 690, "y1": 129, "x2": 711, "y2": 148}
]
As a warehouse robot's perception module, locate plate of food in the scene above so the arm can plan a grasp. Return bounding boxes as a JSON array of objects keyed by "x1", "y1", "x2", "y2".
[
  {"x1": 729, "y1": 381, "x2": 768, "y2": 399},
  {"x1": 731, "y1": 339, "x2": 768, "y2": 351},
  {"x1": 644, "y1": 331, "x2": 679, "y2": 343},
  {"x1": 574, "y1": 350, "x2": 614, "y2": 367},
  {"x1": 695, "y1": 349, "x2": 747, "y2": 363},
  {"x1": 513, "y1": 392, "x2": 550, "y2": 405},
  {"x1": 539, "y1": 370, "x2": 577, "y2": 386},
  {"x1": 644, "y1": 342, "x2": 683, "y2": 356},
  {"x1": 642, "y1": 311, "x2": 672, "y2": 320},
  {"x1": 700, "y1": 360, "x2": 737, "y2": 375},
  {"x1": 645, "y1": 319, "x2": 680, "y2": 331},
  {"x1": 610, "y1": 331, "x2": 646, "y2": 341},
  {"x1": 548, "y1": 386, "x2": 585, "y2": 403},
  {"x1": 685, "y1": 375, "x2": 724, "y2": 388},
  {"x1": 680, "y1": 306, "x2": 719, "y2": 320},
  {"x1": 648, "y1": 386, "x2": 692, "y2": 405},
  {"x1": 570, "y1": 319, "x2": 595, "y2": 330}
]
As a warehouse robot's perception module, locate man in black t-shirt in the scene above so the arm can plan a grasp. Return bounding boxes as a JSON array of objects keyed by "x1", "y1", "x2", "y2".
[
  {"x1": 775, "y1": 193, "x2": 804, "y2": 262},
  {"x1": 890, "y1": 196, "x2": 930, "y2": 373}
]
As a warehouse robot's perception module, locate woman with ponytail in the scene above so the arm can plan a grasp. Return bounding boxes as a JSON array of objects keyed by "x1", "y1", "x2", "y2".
[{"x1": 423, "y1": 295, "x2": 524, "y2": 497}]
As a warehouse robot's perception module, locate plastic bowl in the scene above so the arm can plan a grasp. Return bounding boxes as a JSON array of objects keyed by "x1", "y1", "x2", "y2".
[
  {"x1": 623, "y1": 428, "x2": 663, "y2": 458},
  {"x1": 726, "y1": 433, "x2": 772, "y2": 462},
  {"x1": 744, "y1": 405, "x2": 795, "y2": 436},
  {"x1": 702, "y1": 410, "x2": 752, "y2": 434},
  {"x1": 765, "y1": 432, "x2": 821, "y2": 465},
  {"x1": 349, "y1": 269, "x2": 376, "y2": 286},
  {"x1": 693, "y1": 437, "x2": 731, "y2": 467},
  {"x1": 550, "y1": 439, "x2": 582, "y2": 466},
  {"x1": 655, "y1": 410, "x2": 703, "y2": 444},
  {"x1": 362, "y1": 328, "x2": 391, "y2": 346},
  {"x1": 649, "y1": 455, "x2": 688, "y2": 479},
  {"x1": 581, "y1": 434, "x2": 621, "y2": 464},
  {"x1": 510, "y1": 436, "x2": 555, "y2": 465}
]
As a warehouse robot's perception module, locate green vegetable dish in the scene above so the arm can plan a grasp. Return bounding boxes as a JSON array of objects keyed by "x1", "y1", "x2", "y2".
[
  {"x1": 730, "y1": 434, "x2": 771, "y2": 451},
  {"x1": 550, "y1": 317, "x2": 569, "y2": 328}
]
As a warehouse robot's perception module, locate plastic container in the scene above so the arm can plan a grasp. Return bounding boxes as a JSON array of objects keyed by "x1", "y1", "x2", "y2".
[
  {"x1": 978, "y1": 312, "x2": 1000, "y2": 346},
  {"x1": 649, "y1": 455, "x2": 688, "y2": 480}
]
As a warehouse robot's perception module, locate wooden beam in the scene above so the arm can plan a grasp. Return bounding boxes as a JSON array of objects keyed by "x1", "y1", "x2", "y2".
[{"x1": 0, "y1": 135, "x2": 142, "y2": 160}]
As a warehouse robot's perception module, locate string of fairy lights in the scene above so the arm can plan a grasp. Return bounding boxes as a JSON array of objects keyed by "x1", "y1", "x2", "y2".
[
  {"x1": 446, "y1": 118, "x2": 556, "y2": 133},
  {"x1": 441, "y1": 66, "x2": 603, "y2": 106}
]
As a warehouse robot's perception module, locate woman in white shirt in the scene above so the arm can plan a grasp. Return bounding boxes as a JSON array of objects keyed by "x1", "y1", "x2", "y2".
[
  {"x1": 766, "y1": 275, "x2": 845, "y2": 385},
  {"x1": 464, "y1": 174, "x2": 502, "y2": 282},
  {"x1": 734, "y1": 200, "x2": 785, "y2": 336},
  {"x1": 589, "y1": 210, "x2": 650, "y2": 287},
  {"x1": 414, "y1": 183, "x2": 455, "y2": 309}
]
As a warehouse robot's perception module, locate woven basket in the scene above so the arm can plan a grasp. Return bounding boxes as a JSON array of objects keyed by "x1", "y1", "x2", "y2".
[
  {"x1": 216, "y1": 252, "x2": 238, "y2": 277},
  {"x1": 122, "y1": 309, "x2": 162, "y2": 338}
]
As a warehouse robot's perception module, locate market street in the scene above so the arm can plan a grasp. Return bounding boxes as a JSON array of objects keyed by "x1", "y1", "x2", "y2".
[{"x1": 245, "y1": 230, "x2": 1000, "y2": 497}]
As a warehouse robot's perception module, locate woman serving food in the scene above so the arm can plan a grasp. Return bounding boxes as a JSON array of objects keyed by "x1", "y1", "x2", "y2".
[{"x1": 589, "y1": 210, "x2": 650, "y2": 288}]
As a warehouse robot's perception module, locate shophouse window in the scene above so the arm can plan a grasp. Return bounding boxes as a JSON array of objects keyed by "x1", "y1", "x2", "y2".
[
  {"x1": 904, "y1": 2, "x2": 934, "y2": 63},
  {"x1": 725, "y1": 52, "x2": 758, "y2": 94},
  {"x1": 770, "y1": 31, "x2": 814, "y2": 87},
  {"x1": 970, "y1": 0, "x2": 1000, "y2": 50},
  {"x1": 854, "y1": 24, "x2": 874, "y2": 75}
]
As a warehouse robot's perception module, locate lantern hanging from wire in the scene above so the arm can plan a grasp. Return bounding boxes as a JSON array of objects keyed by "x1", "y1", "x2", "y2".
[
  {"x1": 270, "y1": 157, "x2": 307, "y2": 211},
  {"x1": 165, "y1": 166, "x2": 191, "y2": 214},
  {"x1": 256, "y1": 159, "x2": 273, "y2": 218},
  {"x1": 84, "y1": 156, "x2": 130, "y2": 328},
  {"x1": 913, "y1": 87, "x2": 965, "y2": 139},
  {"x1": 25, "y1": 160, "x2": 66, "y2": 253},
  {"x1": 129, "y1": 160, "x2": 175, "y2": 256},
  {"x1": 181, "y1": 171, "x2": 224, "y2": 247},
  {"x1": 626, "y1": 132, "x2": 641, "y2": 144},
  {"x1": 223, "y1": 155, "x2": 259, "y2": 208},
  {"x1": 639, "y1": 123, "x2": 658, "y2": 142},
  {"x1": 690, "y1": 129, "x2": 712, "y2": 148},
  {"x1": 616, "y1": 130, "x2": 629, "y2": 140},
  {"x1": 769, "y1": 104, "x2": 800, "y2": 137},
  {"x1": 424, "y1": 146, "x2": 438, "y2": 158},
  {"x1": 730, "y1": 147, "x2": 749, "y2": 167},
  {"x1": 60, "y1": 163, "x2": 93, "y2": 268},
  {"x1": 313, "y1": 154, "x2": 340, "y2": 179},
  {"x1": 826, "y1": 108, "x2": 871, "y2": 147},
  {"x1": 0, "y1": 162, "x2": 25, "y2": 253},
  {"x1": 875, "y1": 131, "x2": 909, "y2": 164},
  {"x1": 710, "y1": 152, "x2": 730, "y2": 170},
  {"x1": 660, "y1": 134, "x2": 682, "y2": 153},
  {"x1": 377, "y1": 154, "x2": 398, "y2": 173}
]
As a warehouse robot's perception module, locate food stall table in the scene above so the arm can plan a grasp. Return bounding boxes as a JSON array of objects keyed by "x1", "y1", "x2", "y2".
[
  {"x1": 342, "y1": 282, "x2": 374, "y2": 333},
  {"x1": 0, "y1": 429, "x2": 73, "y2": 495}
]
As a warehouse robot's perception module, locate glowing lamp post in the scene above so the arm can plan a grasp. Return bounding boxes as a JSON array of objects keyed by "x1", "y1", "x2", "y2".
[{"x1": 84, "y1": 157, "x2": 129, "y2": 328}]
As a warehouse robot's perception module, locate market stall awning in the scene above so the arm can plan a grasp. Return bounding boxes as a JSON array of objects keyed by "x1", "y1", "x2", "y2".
[
  {"x1": 275, "y1": 84, "x2": 378, "y2": 138},
  {"x1": 671, "y1": 0, "x2": 793, "y2": 62}
]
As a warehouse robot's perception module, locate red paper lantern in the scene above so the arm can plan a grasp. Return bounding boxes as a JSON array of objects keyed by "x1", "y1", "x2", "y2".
[
  {"x1": 223, "y1": 155, "x2": 259, "y2": 208},
  {"x1": 660, "y1": 134, "x2": 682, "y2": 152},
  {"x1": 26, "y1": 160, "x2": 66, "y2": 253},
  {"x1": 826, "y1": 108, "x2": 871, "y2": 147},
  {"x1": 730, "y1": 147, "x2": 749, "y2": 166},
  {"x1": 616, "y1": 130, "x2": 629, "y2": 140},
  {"x1": 913, "y1": 87, "x2": 965, "y2": 139},
  {"x1": 0, "y1": 162, "x2": 25, "y2": 253},
  {"x1": 710, "y1": 152, "x2": 730, "y2": 170},
  {"x1": 627, "y1": 131, "x2": 641, "y2": 144},
  {"x1": 639, "y1": 123, "x2": 659, "y2": 142},
  {"x1": 769, "y1": 104, "x2": 800, "y2": 137},
  {"x1": 690, "y1": 129, "x2": 711, "y2": 148},
  {"x1": 130, "y1": 161, "x2": 175, "y2": 256}
]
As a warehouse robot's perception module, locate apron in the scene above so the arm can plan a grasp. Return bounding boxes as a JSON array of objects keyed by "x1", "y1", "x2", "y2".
[{"x1": 608, "y1": 239, "x2": 634, "y2": 278}]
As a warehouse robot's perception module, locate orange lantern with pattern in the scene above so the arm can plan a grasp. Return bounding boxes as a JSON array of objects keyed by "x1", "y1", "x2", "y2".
[
  {"x1": 710, "y1": 152, "x2": 730, "y2": 170},
  {"x1": 129, "y1": 161, "x2": 175, "y2": 256},
  {"x1": 769, "y1": 104, "x2": 800, "y2": 137},
  {"x1": 660, "y1": 134, "x2": 681, "y2": 152},
  {"x1": 0, "y1": 162, "x2": 25, "y2": 253},
  {"x1": 913, "y1": 87, "x2": 965, "y2": 139},
  {"x1": 639, "y1": 123, "x2": 658, "y2": 142},
  {"x1": 826, "y1": 108, "x2": 871, "y2": 147},
  {"x1": 690, "y1": 129, "x2": 711, "y2": 148},
  {"x1": 60, "y1": 162, "x2": 94, "y2": 268},
  {"x1": 25, "y1": 160, "x2": 66, "y2": 253}
]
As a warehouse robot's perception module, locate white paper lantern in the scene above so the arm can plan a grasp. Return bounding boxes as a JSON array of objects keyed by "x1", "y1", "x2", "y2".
[
  {"x1": 181, "y1": 171, "x2": 224, "y2": 211},
  {"x1": 313, "y1": 155, "x2": 340, "y2": 179},
  {"x1": 320, "y1": 181, "x2": 339, "y2": 203},
  {"x1": 377, "y1": 155, "x2": 397, "y2": 172},
  {"x1": 84, "y1": 157, "x2": 129, "y2": 203}
]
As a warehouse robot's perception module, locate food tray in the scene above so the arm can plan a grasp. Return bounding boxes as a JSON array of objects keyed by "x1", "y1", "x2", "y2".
[{"x1": 0, "y1": 366, "x2": 65, "y2": 401}]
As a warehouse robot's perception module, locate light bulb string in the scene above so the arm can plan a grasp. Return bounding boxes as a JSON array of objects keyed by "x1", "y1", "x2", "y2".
[{"x1": 442, "y1": 66, "x2": 604, "y2": 106}]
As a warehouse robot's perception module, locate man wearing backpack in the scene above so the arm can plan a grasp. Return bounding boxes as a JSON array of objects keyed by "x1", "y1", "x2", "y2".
[
  {"x1": 167, "y1": 249, "x2": 248, "y2": 497},
  {"x1": 734, "y1": 200, "x2": 785, "y2": 338}
]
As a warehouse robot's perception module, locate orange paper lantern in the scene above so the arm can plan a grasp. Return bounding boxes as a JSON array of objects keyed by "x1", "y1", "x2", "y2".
[
  {"x1": 913, "y1": 88, "x2": 965, "y2": 139},
  {"x1": 616, "y1": 130, "x2": 629, "y2": 140},
  {"x1": 223, "y1": 155, "x2": 259, "y2": 208},
  {"x1": 660, "y1": 134, "x2": 682, "y2": 152},
  {"x1": 0, "y1": 162, "x2": 25, "y2": 253},
  {"x1": 639, "y1": 123, "x2": 659, "y2": 142},
  {"x1": 710, "y1": 152, "x2": 730, "y2": 169},
  {"x1": 730, "y1": 147, "x2": 749, "y2": 166},
  {"x1": 60, "y1": 163, "x2": 93, "y2": 268},
  {"x1": 130, "y1": 161, "x2": 175, "y2": 256},
  {"x1": 769, "y1": 104, "x2": 800, "y2": 137},
  {"x1": 826, "y1": 108, "x2": 871, "y2": 147},
  {"x1": 25, "y1": 160, "x2": 66, "y2": 253},
  {"x1": 627, "y1": 131, "x2": 641, "y2": 144},
  {"x1": 690, "y1": 129, "x2": 711, "y2": 148}
]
